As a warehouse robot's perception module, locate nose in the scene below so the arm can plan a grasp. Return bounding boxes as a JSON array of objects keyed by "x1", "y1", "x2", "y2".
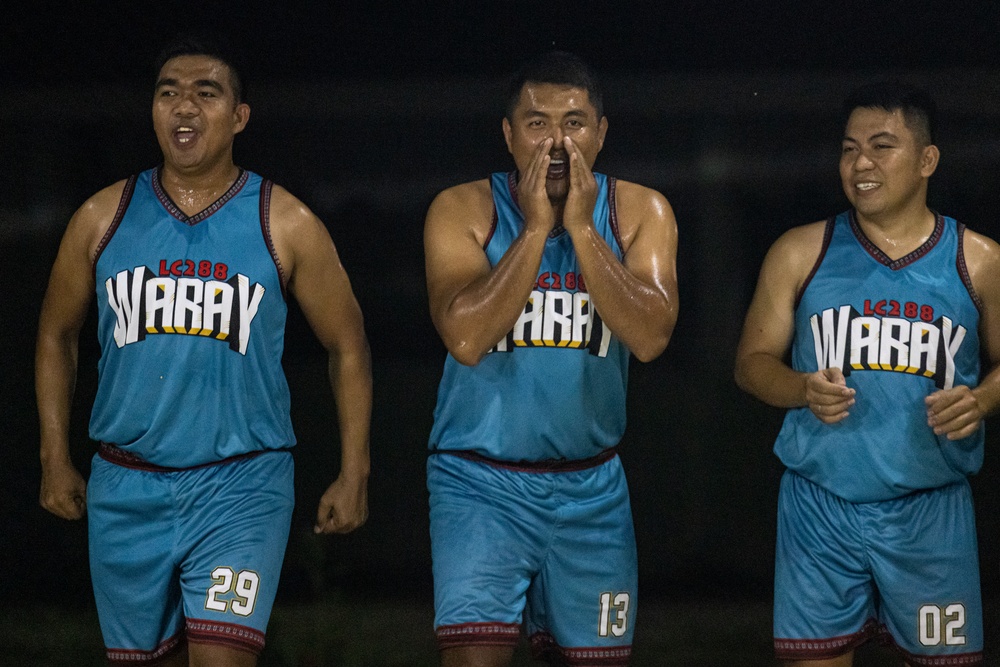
[
  {"x1": 173, "y1": 91, "x2": 200, "y2": 116},
  {"x1": 853, "y1": 150, "x2": 875, "y2": 170},
  {"x1": 549, "y1": 125, "x2": 565, "y2": 146}
]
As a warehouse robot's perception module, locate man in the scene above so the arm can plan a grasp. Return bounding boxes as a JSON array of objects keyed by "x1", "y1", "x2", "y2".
[
  {"x1": 423, "y1": 51, "x2": 679, "y2": 666},
  {"x1": 36, "y1": 36, "x2": 371, "y2": 666},
  {"x1": 735, "y1": 82, "x2": 1000, "y2": 666}
]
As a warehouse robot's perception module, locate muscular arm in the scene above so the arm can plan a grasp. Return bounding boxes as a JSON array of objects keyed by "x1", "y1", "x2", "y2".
[
  {"x1": 561, "y1": 149, "x2": 679, "y2": 362},
  {"x1": 925, "y1": 229, "x2": 1000, "y2": 439},
  {"x1": 425, "y1": 140, "x2": 558, "y2": 366},
  {"x1": 734, "y1": 222, "x2": 856, "y2": 421},
  {"x1": 269, "y1": 186, "x2": 372, "y2": 534},
  {"x1": 36, "y1": 183, "x2": 124, "y2": 519}
]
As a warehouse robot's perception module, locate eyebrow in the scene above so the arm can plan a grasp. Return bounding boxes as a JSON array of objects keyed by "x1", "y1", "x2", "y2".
[
  {"x1": 842, "y1": 131, "x2": 899, "y2": 143},
  {"x1": 155, "y1": 77, "x2": 226, "y2": 93}
]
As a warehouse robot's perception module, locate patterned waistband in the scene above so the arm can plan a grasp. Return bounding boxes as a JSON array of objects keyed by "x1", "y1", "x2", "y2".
[
  {"x1": 435, "y1": 447, "x2": 618, "y2": 473},
  {"x1": 98, "y1": 442, "x2": 265, "y2": 473}
]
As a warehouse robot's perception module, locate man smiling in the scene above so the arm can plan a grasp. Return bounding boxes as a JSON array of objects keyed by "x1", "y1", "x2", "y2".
[
  {"x1": 424, "y1": 51, "x2": 679, "y2": 666},
  {"x1": 735, "y1": 82, "x2": 1000, "y2": 666}
]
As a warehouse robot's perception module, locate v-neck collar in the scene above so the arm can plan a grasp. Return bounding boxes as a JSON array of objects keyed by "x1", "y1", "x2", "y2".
[
  {"x1": 848, "y1": 209, "x2": 944, "y2": 271},
  {"x1": 152, "y1": 166, "x2": 249, "y2": 226}
]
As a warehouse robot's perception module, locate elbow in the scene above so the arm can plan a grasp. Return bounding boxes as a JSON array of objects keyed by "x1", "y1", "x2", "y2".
[{"x1": 447, "y1": 341, "x2": 486, "y2": 366}]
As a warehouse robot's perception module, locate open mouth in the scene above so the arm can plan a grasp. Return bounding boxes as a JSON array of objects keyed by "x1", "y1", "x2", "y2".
[
  {"x1": 546, "y1": 158, "x2": 567, "y2": 179},
  {"x1": 174, "y1": 126, "x2": 198, "y2": 145}
]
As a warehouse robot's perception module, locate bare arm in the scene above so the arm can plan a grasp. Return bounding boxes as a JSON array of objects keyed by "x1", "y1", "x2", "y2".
[
  {"x1": 269, "y1": 186, "x2": 372, "y2": 534},
  {"x1": 36, "y1": 183, "x2": 124, "y2": 519},
  {"x1": 734, "y1": 222, "x2": 856, "y2": 421},
  {"x1": 560, "y1": 139, "x2": 678, "y2": 361},
  {"x1": 925, "y1": 229, "x2": 1000, "y2": 439},
  {"x1": 425, "y1": 140, "x2": 559, "y2": 366}
]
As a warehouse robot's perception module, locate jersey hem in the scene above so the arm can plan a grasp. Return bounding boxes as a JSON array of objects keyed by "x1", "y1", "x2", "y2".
[
  {"x1": 98, "y1": 442, "x2": 270, "y2": 472},
  {"x1": 186, "y1": 618, "x2": 265, "y2": 655}
]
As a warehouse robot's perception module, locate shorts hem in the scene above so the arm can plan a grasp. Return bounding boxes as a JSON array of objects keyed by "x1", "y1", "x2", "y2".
[
  {"x1": 186, "y1": 618, "x2": 265, "y2": 655},
  {"x1": 775, "y1": 618, "x2": 879, "y2": 661},
  {"x1": 436, "y1": 622, "x2": 521, "y2": 650},
  {"x1": 106, "y1": 632, "x2": 184, "y2": 665},
  {"x1": 530, "y1": 631, "x2": 632, "y2": 666}
]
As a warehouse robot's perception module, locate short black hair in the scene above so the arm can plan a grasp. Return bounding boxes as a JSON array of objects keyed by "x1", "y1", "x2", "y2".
[
  {"x1": 842, "y1": 81, "x2": 936, "y2": 146},
  {"x1": 505, "y1": 51, "x2": 604, "y2": 120},
  {"x1": 154, "y1": 33, "x2": 246, "y2": 104}
]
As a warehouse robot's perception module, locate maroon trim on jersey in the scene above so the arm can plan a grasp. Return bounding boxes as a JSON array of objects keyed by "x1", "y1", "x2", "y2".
[
  {"x1": 436, "y1": 447, "x2": 617, "y2": 473},
  {"x1": 93, "y1": 174, "x2": 139, "y2": 276},
  {"x1": 258, "y1": 179, "x2": 287, "y2": 298},
  {"x1": 607, "y1": 176, "x2": 623, "y2": 252},
  {"x1": 849, "y1": 209, "x2": 944, "y2": 270},
  {"x1": 956, "y1": 223, "x2": 984, "y2": 313},
  {"x1": 793, "y1": 216, "x2": 836, "y2": 312},
  {"x1": 106, "y1": 631, "x2": 183, "y2": 665},
  {"x1": 774, "y1": 618, "x2": 878, "y2": 661},
  {"x1": 98, "y1": 442, "x2": 264, "y2": 472},
  {"x1": 531, "y1": 631, "x2": 632, "y2": 666},
  {"x1": 435, "y1": 622, "x2": 521, "y2": 649},
  {"x1": 186, "y1": 618, "x2": 265, "y2": 655},
  {"x1": 152, "y1": 166, "x2": 249, "y2": 225},
  {"x1": 483, "y1": 178, "x2": 500, "y2": 250}
]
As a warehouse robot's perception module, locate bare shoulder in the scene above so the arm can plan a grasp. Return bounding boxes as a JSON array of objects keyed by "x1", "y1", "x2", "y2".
[
  {"x1": 612, "y1": 180, "x2": 675, "y2": 249},
  {"x1": 60, "y1": 179, "x2": 130, "y2": 259},
  {"x1": 426, "y1": 179, "x2": 494, "y2": 244},
  {"x1": 267, "y1": 182, "x2": 322, "y2": 233},
  {"x1": 962, "y1": 227, "x2": 1000, "y2": 295},
  {"x1": 766, "y1": 219, "x2": 829, "y2": 269}
]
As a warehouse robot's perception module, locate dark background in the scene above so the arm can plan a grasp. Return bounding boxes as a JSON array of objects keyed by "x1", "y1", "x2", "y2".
[{"x1": 5, "y1": 0, "x2": 1000, "y2": 659}]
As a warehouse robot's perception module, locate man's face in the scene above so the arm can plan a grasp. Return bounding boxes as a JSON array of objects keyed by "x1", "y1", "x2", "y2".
[
  {"x1": 840, "y1": 106, "x2": 937, "y2": 222},
  {"x1": 502, "y1": 83, "x2": 607, "y2": 201},
  {"x1": 152, "y1": 54, "x2": 249, "y2": 175}
]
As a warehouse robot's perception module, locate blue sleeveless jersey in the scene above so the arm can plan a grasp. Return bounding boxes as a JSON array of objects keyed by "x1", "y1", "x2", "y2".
[
  {"x1": 90, "y1": 168, "x2": 295, "y2": 467},
  {"x1": 774, "y1": 211, "x2": 983, "y2": 502},
  {"x1": 428, "y1": 172, "x2": 630, "y2": 462}
]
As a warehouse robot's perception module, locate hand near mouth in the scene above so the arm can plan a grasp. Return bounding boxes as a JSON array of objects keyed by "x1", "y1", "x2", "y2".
[
  {"x1": 562, "y1": 136, "x2": 598, "y2": 234},
  {"x1": 519, "y1": 137, "x2": 557, "y2": 234}
]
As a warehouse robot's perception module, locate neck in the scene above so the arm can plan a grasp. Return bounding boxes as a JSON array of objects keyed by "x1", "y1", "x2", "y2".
[
  {"x1": 159, "y1": 160, "x2": 240, "y2": 215},
  {"x1": 854, "y1": 204, "x2": 936, "y2": 260}
]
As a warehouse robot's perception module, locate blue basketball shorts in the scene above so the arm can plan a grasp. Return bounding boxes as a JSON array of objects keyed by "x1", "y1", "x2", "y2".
[
  {"x1": 428, "y1": 451, "x2": 636, "y2": 664},
  {"x1": 774, "y1": 470, "x2": 982, "y2": 665},
  {"x1": 87, "y1": 449, "x2": 294, "y2": 662}
]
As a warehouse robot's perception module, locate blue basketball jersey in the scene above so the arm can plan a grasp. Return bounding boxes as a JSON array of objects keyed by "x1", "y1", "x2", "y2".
[
  {"x1": 428, "y1": 172, "x2": 630, "y2": 462},
  {"x1": 774, "y1": 211, "x2": 983, "y2": 502},
  {"x1": 90, "y1": 168, "x2": 295, "y2": 468}
]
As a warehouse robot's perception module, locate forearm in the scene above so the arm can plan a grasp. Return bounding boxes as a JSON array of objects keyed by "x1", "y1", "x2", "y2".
[
  {"x1": 569, "y1": 226, "x2": 676, "y2": 361},
  {"x1": 328, "y1": 339, "x2": 372, "y2": 478},
  {"x1": 734, "y1": 351, "x2": 809, "y2": 408},
  {"x1": 436, "y1": 226, "x2": 549, "y2": 364},
  {"x1": 35, "y1": 332, "x2": 79, "y2": 465},
  {"x1": 972, "y1": 362, "x2": 1000, "y2": 418}
]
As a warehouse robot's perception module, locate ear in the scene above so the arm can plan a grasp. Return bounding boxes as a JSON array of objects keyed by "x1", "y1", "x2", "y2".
[
  {"x1": 597, "y1": 116, "x2": 608, "y2": 152},
  {"x1": 502, "y1": 117, "x2": 514, "y2": 155},
  {"x1": 233, "y1": 103, "x2": 251, "y2": 135},
  {"x1": 920, "y1": 144, "x2": 939, "y2": 178}
]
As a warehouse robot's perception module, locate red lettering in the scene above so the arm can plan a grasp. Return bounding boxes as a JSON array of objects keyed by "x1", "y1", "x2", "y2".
[
  {"x1": 214, "y1": 263, "x2": 228, "y2": 280},
  {"x1": 537, "y1": 272, "x2": 551, "y2": 289},
  {"x1": 921, "y1": 305, "x2": 934, "y2": 322},
  {"x1": 565, "y1": 272, "x2": 577, "y2": 290},
  {"x1": 170, "y1": 259, "x2": 184, "y2": 277},
  {"x1": 159, "y1": 259, "x2": 169, "y2": 276}
]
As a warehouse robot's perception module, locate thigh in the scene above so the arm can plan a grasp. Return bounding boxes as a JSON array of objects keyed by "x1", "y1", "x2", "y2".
[
  {"x1": 178, "y1": 452, "x2": 295, "y2": 654},
  {"x1": 88, "y1": 455, "x2": 185, "y2": 657},
  {"x1": 773, "y1": 471, "x2": 877, "y2": 661},
  {"x1": 869, "y1": 481, "x2": 983, "y2": 662},
  {"x1": 526, "y1": 456, "x2": 636, "y2": 662},
  {"x1": 428, "y1": 454, "x2": 549, "y2": 648}
]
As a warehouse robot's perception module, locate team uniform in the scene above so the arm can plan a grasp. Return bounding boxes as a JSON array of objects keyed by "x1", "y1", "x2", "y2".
[
  {"x1": 428, "y1": 171, "x2": 637, "y2": 664},
  {"x1": 772, "y1": 210, "x2": 984, "y2": 665},
  {"x1": 87, "y1": 167, "x2": 296, "y2": 662}
]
